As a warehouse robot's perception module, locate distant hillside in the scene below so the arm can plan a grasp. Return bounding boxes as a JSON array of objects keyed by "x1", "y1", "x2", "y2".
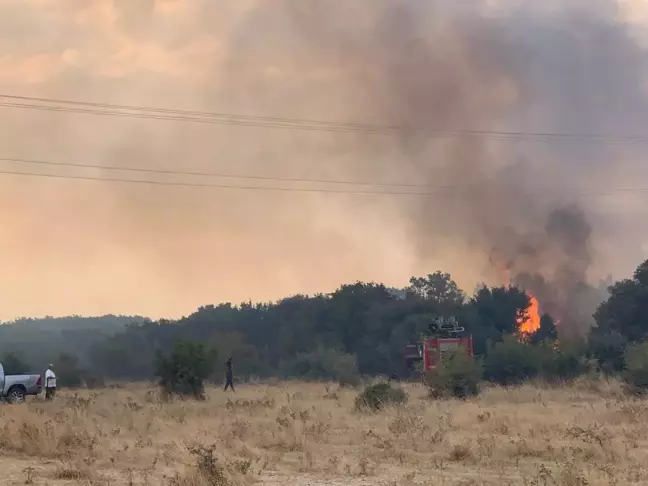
[
  {"x1": 0, "y1": 315, "x2": 151, "y2": 369},
  {"x1": 0, "y1": 315, "x2": 149, "y2": 332}
]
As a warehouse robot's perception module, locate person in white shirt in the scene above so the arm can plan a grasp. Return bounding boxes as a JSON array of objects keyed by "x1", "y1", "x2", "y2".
[{"x1": 45, "y1": 364, "x2": 56, "y2": 401}]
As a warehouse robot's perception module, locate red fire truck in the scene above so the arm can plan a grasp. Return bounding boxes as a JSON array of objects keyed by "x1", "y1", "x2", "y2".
[{"x1": 403, "y1": 317, "x2": 474, "y2": 375}]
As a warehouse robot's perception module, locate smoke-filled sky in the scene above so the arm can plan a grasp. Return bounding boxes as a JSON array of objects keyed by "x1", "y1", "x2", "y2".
[{"x1": 1, "y1": 0, "x2": 648, "y2": 321}]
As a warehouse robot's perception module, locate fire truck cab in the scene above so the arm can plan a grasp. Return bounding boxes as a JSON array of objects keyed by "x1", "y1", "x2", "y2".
[{"x1": 404, "y1": 318, "x2": 474, "y2": 375}]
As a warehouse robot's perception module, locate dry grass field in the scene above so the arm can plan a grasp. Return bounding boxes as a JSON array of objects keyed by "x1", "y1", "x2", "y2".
[{"x1": 0, "y1": 379, "x2": 646, "y2": 485}]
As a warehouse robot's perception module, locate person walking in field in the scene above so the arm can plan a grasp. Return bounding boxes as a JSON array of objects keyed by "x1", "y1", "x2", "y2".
[
  {"x1": 224, "y1": 357, "x2": 235, "y2": 392},
  {"x1": 45, "y1": 364, "x2": 56, "y2": 401}
]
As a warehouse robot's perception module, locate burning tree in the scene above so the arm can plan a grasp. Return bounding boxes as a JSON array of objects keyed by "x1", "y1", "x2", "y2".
[
  {"x1": 517, "y1": 293, "x2": 541, "y2": 335},
  {"x1": 486, "y1": 205, "x2": 604, "y2": 342},
  {"x1": 516, "y1": 292, "x2": 558, "y2": 345}
]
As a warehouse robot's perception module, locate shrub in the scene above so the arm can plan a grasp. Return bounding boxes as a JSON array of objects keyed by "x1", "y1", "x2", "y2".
[
  {"x1": 587, "y1": 330, "x2": 627, "y2": 374},
  {"x1": 355, "y1": 382, "x2": 407, "y2": 411},
  {"x1": 280, "y1": 347, "x2": 362, "y2": 387},
  {"x1": 484, "y1": 336, "x2": 588, "y2": 385},
  {"x1": 483, "y1": 335, "x2": 541, "y2": 385},
  {"x1": 529, "y1": 314, "x2": 558, "y2": 345},
  {"x1": 425, "y1": 349, "x2": 482, "y2": 398},
  {"x1": 82, "y1": 374, "x2": 106, "y2": 389},
  {"x1": 155, "y1": 339, "x2": 218, "y2": 400},
  {"x1": 335, "y1": 354, "x2": 363, "y2": 388},
  {"x1": 54, "y1": 353, "x2": 84, "y2": 388},
  {"x1": 536, "y1": 341, "x2": 588, "y2": 382},
  {"x1": 188, "y1": 444, "x2": 229, "y2": 484},
  {"x1": 622, "y1": 341, "x2": 648, "y2": 394}
]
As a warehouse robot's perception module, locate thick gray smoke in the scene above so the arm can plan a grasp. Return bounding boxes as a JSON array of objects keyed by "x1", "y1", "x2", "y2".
[
  {"x1": 0, "y1": 0, "x2": 647, "y2": 329},
  {"x1": 227, "y1": 0, "x2": 648, "y2": 335}
]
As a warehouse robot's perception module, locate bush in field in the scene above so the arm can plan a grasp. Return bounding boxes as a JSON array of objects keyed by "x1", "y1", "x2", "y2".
[
  {"x1": 536, "y1": 341, "x2": 588, "y2": 382},
  {"x1": 587, "y1": 330, "x2": 628, "y2": 374},
  {"x1": 54, "y1": 353, "x2": 85, "y2": 388},
  {"x1": 332, "y1": 353, "x2": 363, "y2": 388},
  {"x1": 425, "y1": 349, "x2": 482, "y2": 399},
  {"x1": 82, "y1": 373, "x2": 106, "y2": 389},
  {"x1": 155, "y1": 339, "x2": 218, "y2": 400},
  {"x1": 483, "y1": 335, "x2": 541, "y2": 385},
  {"x1": 355, "y1": 382, "x2": 407, "y2": 411},
  {"x1": 484, "y1": 334, "x2": 589, "y2": 385},
  {"x1": 622, "y1": 341, "x2": 648, "y2": 394},
  {"x1": 280, "y1": 347, "x2": 362, "y2": 387}
]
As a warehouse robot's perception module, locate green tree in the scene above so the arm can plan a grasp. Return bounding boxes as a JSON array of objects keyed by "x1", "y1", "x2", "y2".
[
  {"x1": 1, "y1": 352, "x2": 30, "y2": 375},
  {"x1": 529, "y1": 314, "x2": 558, "y2": 345},
  {"x1": 155, "y1": 339, "x2": 218, "y2": 399},
  {"x1": 587, "y1": 330, "x2": 627, "y2": 373},
  {"x1": 467, "y1": 285, "x2": 530, "y2": 355},
  {"x1": 593, "y1": 258, "x2": 648, "y2": 343},
  {"x1": 483, "y1": 335, "x2": 540, "y2": 385},
  {"x1": 0, "y1": 316, "x2": 146, "y2": 376},
  {"x1": 279, "y1": 347, "x2": 361, "y2": 386},
  {"x1": 90, "y1": 321, "x2": 175, "y2": 380},
  {"x1": 328, "y1": 282, "x2": 394, "y2": 353},
  {"x1": 0, "y1": 268, "x2": 595, "y2": 384},
  {"x1": 588, "y1": 258, "x2": 648, "y2": 373},
  {"x1": 210, "y1": 331, "x2": 261, "y2": 379},
  {"x1": 634, "y1": 259, "x2": 648, "y2": 286},
  {"x1": 54, "y1": 353, "x2": 84, "y2": 388},
  {"x1": 622, "y1": 341, "x2": 648, "y2": 394},
  {"x1": 408, "y1": 272, "x2": 465, "y2": 306},
  {"x1": 536, "y1": 341, "x2": 586, "y2": 382}
]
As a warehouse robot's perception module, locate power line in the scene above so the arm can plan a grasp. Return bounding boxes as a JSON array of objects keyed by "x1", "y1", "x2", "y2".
[
  {"x1": 5, "y1": 156, "x2": 648, "y2": 196},
  {"x1": 0, "y1": 94, "x2": 388, "y2": 130},
  {"x1": 0, "y1": 102, "x2": 383, "y2": 134},
  {"x1": 0, "y1": 156, "x2": 436, "y2": 189},
  {"x1": 2, "y1": 93, "x2": 648, "y2": 144},
  {"x1": 0, "y1": 100, "x2": 425, "y2": 136},
  {"x1": 0, "y1": 169, "x2": 440, "y2": 195},
  {"x1": 0, "y1": 99, "x2": 552, "y2": 140},
  {"x1": 0, "y1": 164, "x2": 648, "y2": 199}
]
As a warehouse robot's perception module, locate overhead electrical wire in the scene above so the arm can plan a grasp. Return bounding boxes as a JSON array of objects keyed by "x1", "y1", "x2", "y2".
[
  {"x1": 0, "y1": 168, "x2": 452, "y2": 196},
  {"x1": 0, "y1": 101, "x2": 394, "y2": 135},
  {"x1": 0, "y1": 156, "x2": 441, "y2": 189},
  {"x1": 0, "y1": 94, "x2": 389, "y2": 130},
  {"x1": 0, "y1": 158, "x2": 648, "y2": 198},
  {"x1": 2, "y1": 93, "x2": 648, "y2": 144},
  {"x1": 2, "y1": 93, "x2": 648, "y2": 197}
]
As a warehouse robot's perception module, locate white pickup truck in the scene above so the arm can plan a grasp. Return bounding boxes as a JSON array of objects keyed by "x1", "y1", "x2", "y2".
[{"x1": 0, "y1": 363, "x2": 43, "y2": 403}]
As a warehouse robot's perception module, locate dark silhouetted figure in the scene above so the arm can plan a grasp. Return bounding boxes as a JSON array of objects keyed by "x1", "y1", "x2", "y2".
[{"x1": 224, "y1": 357, "x2": 235, "y2": 392}]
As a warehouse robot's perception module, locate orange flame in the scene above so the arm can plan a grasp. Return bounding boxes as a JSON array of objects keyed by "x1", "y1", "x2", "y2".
[{"x1": 518, "y1": 294, "x2": 541, "y2": 335}]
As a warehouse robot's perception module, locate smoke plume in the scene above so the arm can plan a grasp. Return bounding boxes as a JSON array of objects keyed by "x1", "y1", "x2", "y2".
[{"x1": 1, "y1": 0, "x2": 647, "y2": 331}]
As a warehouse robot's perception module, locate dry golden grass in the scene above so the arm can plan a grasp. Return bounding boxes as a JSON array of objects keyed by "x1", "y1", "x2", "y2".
[{"x1": 0, "y1": 379, "x2": 646, "y2": 485}]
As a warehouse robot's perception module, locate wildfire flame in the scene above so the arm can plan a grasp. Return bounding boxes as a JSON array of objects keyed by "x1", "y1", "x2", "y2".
[{"x1": 518, "y1": 293, "x2": 541, "y2": 335}]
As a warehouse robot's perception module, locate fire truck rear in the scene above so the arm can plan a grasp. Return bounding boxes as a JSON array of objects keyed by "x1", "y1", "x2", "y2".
[{"x1": 403, "y1": 317, "x2": 474, "y2": 376}]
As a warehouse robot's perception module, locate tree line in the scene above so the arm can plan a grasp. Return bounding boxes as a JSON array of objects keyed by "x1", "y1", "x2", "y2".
[{"x1": 2, "y1": 258, "x2": 647, "y2": 388}]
